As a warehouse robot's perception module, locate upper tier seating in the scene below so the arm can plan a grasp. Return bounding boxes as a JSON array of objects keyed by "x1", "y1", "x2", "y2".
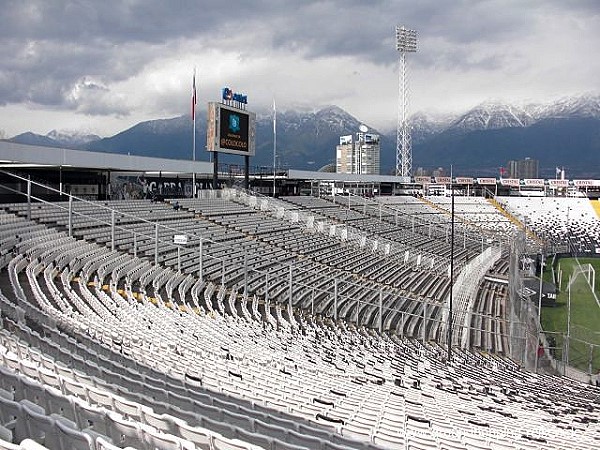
[
  {"x1": 0, "y1": 203, "x2": 599, "y2": 449},
  {"x1": 4, "y1": 194, "x2": 482, "y2": 342},
  {"x1": 498, "y1": 197, "x2": 600, "y2": 254}
]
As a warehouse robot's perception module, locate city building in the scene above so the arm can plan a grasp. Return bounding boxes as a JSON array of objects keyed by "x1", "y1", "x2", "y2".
[
  {"x1": 432, "y1": 167, "x2": 446, "y2": 178},
  {"x1": 336, "y1": 131, "x2": 380, "y2": 175},
  {"x1": 507, "y1": 157, "x2": 539, "y2": 179}
]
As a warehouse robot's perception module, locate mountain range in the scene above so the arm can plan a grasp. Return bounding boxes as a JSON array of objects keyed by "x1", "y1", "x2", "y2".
[{"x1": 8, "y1": 94, "x2": 600, "y2": 177}]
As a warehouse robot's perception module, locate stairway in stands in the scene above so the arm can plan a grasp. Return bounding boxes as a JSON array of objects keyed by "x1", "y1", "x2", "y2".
[
  {"x1": 487, "y1": 197, "x2": 542, "y2": 244},
  {"x1": 486, "y1": 198, "x2": 522, "y2": 228},
  {"x1": 417, "y1": 196, "x2": 449, "y2": 217}
]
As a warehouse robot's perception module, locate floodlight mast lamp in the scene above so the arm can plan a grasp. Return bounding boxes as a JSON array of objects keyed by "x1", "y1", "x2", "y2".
[{"x1": 395, "y1": 26, "x2": 417, "y2": 178}]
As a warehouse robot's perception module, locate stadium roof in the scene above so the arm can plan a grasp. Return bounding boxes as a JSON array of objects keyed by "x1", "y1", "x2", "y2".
[
  {"x1": 287, "y1": 169, "x2": 411, "y2": 183},
  {"x1": 0, "y1": 141, "x2": 213, "y2": 174}
]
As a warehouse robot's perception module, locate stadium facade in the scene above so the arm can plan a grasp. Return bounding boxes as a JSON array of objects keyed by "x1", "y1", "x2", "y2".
[{"x1": 1, "y1": 141, "x2": 600, "y2": 200}]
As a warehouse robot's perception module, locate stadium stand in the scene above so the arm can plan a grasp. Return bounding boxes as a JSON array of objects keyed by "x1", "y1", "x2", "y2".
[
  {"x1": 2, "y1": 193, "x2": 466, "y2": 341},
  {"x1": 420, "y1": 196, "x2": 518, "y2": 243},
  {"x1": 1, "y1": 185, "x2": 600, "y2": 449},
  {"x1": 498, "y1": 197, "x2": 600, "y2": 254},
  {"x1": 278, "y1": 195, "x2": 477, "y2": 264}
]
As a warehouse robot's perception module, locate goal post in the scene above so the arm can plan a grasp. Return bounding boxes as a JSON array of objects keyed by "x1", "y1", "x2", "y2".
[{"x1": 569, "y1": 263, "x2": 595, "y2": 293}]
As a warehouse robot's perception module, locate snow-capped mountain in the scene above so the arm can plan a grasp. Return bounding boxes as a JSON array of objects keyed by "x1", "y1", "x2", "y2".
[
  {"x1": 253, "y1": 105, "x2": 392, "y2": 169},
  {"x1": 9, "y1": 129, "x2": 101, "y2": 149},
  {"x1": 409, "y1": 112, "x2": 454, "y2": 143},
  {"x1": 126, "y1": 115, "x2": 193, "y2": 135},
  {"x1": 448, "y1": 102, "x2": 535, "y2": 132},
  {"x1": 257, "y1": 105, "x2": 365, "y2": 135},
  {"x1": 7, "y1": 93, "x2": 600, "y2": 176},
  {"x1": 527, "y1": 94, "x2": 600, "y2": 120},
  {"x1": 79, "y1": 106, "x2": 394, "y2": 171},
  {"x1": 444, "y1": 94, "x2": 600, "y2": 134},
  {"x1": 46, "y1": 129, "x2": 101, "y2": 147},
  {"x1": 413, "y1": 94, "x2": 600, "y2": 176}
]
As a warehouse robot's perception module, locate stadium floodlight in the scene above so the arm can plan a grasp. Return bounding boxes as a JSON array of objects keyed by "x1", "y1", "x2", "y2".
[
  {"x1": 396, "y1": 27, "x2": 417, "y2": 52},
  {"x1": 395, "y1": 26, "x2": 417, "y2": 178}
]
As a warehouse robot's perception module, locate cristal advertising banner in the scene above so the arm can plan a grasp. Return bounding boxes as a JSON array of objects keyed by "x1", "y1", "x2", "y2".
[
  {"x1": 574, "y1": 180, "x2": 597, "y2": 187},
  {"x1": 455, "y1": 177, "x2": 474, "y2": 184},
  {"x1": 524, "y1": 179, "x2": 544, "y2": 187},
  {"x1": 414, "y1": 176, "x2": 431, "y2": 184},
  {"x1": 548, "y1": 179, "x2": 568, "y2": 187}
]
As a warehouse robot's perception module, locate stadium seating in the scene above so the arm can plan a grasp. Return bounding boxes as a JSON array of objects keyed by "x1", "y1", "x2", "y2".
[
  {"x1": 1, "y1": 191, "x2": 599, "y2": 449},
  {"x1": 3, "y1": 196, "x2": 469, "y2": 341},
  {"x1": 422, "y1": 196, "x2": 518, "y2": 242},
  {"x1": 498, "y1": 196, "x2": 600, "y2": 254}
]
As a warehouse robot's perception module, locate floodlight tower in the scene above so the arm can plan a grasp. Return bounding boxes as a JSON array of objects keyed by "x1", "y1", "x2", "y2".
[{"x1": 395, "y1": 26, "x2": 417, "y2": 177}]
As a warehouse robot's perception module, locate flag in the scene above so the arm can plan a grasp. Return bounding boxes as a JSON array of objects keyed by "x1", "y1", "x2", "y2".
[
  {"x1": 556, "y1": 167, "x2": 561, "y2": 176},
  {"x1": 191, "y1": 71, "x2": 197, "y2": 121}
]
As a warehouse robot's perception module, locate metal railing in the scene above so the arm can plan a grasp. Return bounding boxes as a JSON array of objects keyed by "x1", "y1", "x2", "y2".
[{"x1": 0, "y1": 170, "x2": 531, "y2": 358}]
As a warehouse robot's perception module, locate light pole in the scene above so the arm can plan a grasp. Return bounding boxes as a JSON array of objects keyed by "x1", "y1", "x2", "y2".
[
  {"x1": 273, "y1": 98, "x2": 277, "y2": 197},
  {"x1": 535, "y1": 252, "x2": 545, "y2": 373},
  {"x1": 192, "y1": 69, "x2": 197, "y2": 198},
  {"x1": 395, "y1": 26, "x2": 417, "y2": 177},
  {"x1": 448, "y1": 166, "x2": 454, "y2": 362}
]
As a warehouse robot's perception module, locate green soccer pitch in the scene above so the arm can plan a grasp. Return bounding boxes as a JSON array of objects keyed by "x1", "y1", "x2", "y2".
[{"x1": 541, "y1": 257, "x2": 600, "y2": 373}]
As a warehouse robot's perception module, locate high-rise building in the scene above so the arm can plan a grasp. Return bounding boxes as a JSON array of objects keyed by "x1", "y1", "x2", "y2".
[
  {"x1": 432, "y1": 167, "x2": 446, "y2": 178},
  {"x1": 507, "y1": 157, "x2": 539, "y2": 179},
  {"x1": 336, "y1": 131, "x2": 380, "y2": 175}
]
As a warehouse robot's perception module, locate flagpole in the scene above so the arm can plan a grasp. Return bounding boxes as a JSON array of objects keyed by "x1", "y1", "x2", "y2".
[
  {"x1": 273, "y1": 98, "x2": 277, "y2": 197},
  {"x1": 193, "y1": 112, "x2": 196, "y2": 197},
  {"x1": 192, "y1": 69, "x2": 197, "y2": 198}
]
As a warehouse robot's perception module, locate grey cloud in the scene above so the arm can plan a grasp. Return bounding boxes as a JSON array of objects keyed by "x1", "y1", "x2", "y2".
[
  {"x1": 2, "y1": 1, "x2": 596, "y2": 57},
  {"x1": 0, "y1": 0, "x2": 282, "y2": 43},
  {"x1": 0, "y1": 0, "x2": 288, "y2": 111},
  {"x1": 0, "y1": 0, "x2": 597, "y2": 115},
  {"x1": 258, "y1": 0, "x2": 539, "y2": 69},
  {"x1": 71, "y1": 86, "x2": 131, "y2": 117},
  {"x1": 0, "y1": 35, "x2": 160, "y2": 113}
]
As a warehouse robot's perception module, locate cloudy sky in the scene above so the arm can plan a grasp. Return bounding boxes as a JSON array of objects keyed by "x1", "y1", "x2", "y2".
[{"x1": 0, "y1": 0, "x2": 598, "y2": 138}]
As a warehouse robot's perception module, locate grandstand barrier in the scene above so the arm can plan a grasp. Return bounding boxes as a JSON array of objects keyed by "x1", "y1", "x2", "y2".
[
  {"x1": 439, "y1": 246, "x2": 502, "y2": 348},
  {"x1": 507, "y1": 225, "x2": 538, "y2": 371}
]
